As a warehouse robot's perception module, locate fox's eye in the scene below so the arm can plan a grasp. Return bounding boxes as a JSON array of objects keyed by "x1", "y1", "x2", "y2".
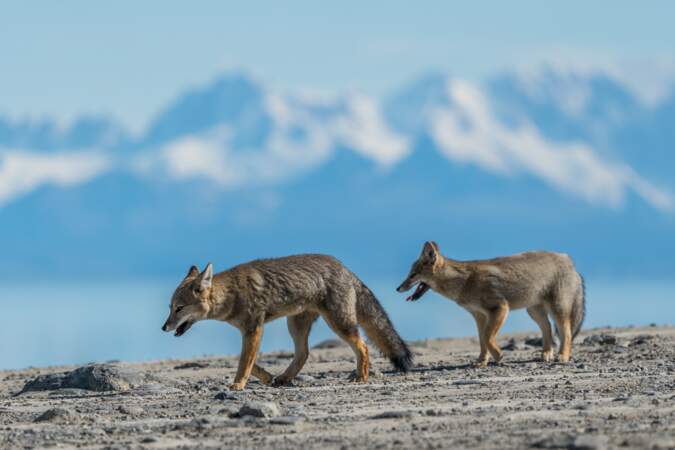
[{"x1": 175, "y1": 305, "x2": 184, "y2": 313}]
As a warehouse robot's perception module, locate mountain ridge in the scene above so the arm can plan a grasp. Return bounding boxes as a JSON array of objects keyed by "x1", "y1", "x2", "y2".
[{"x1": 1, "y1": 66, "x2": 674, "y2": 278}]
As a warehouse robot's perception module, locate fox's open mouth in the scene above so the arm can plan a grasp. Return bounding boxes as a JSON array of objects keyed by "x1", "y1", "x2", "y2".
[
  {"x1": 174, "y1": 320, "x2": 193, "y2": 337},
  {"x1": 407, "y1": 282, "x2": 430, "y2": 301}
]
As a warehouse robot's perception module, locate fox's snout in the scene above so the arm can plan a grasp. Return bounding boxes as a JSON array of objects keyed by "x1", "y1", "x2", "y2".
[
  {"x1": 396, "y1": 278, "x2": 412, "y2": 292},
  {"x1": 162, "y1": 316, "x2": 177, "y2": 332}
]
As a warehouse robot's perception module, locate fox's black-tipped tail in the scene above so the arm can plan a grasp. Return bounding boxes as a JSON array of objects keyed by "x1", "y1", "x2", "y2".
[
  {"x1": 390, "y1": 346, "x2": 414, "y2": 372},
  {"x1": 355, "y1": 282, "x2": 413, "y2": 372}
]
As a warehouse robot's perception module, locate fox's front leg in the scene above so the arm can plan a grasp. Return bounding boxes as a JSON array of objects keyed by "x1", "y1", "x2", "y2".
[
  {"x1": 484, "y1": 303, "x2": 509, "y2": 364},
  {"x1": 470, "y1": 312, "x2": 489, "y2": 368},
  {"x1": 230, "y1": 325, "x2": 264, "y2": 390}
]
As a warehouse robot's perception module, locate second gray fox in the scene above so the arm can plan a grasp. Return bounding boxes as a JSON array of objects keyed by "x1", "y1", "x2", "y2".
[
  {"x1": 162, "y1": 254, "x2": 412, "y2": 390},
  {"x1": 397, "y1": 242, "x2": 585, "y2": 367}
]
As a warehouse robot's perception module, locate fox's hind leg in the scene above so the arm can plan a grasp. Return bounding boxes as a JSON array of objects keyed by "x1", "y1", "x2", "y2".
[
  {"x1": 321, "y1": 312, "x2": 369, "y2": 383},
  {"x1": 272, "y1": 311, "x2": 319, "y2": 387},
  {"x1": 251, "y1": 364, "x2": 274, "y2": 385},
  {"x1": 552, "y1": 311, "x2": 573, "y2": 363},
  {"x1": 343, "y1": 332, "x2": 369, "y2": 383},
  {"x1": 484, "y1": 303, "x2": 509, "y2": 364},
  {"x1": 470, "y1": 312, "x2": 489, "y2": 368},
  {"x1": 527, "y1": 305, "x2": 555, "y2": 362}
]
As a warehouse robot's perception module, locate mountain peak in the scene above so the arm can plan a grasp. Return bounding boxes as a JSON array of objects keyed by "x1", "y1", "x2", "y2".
[
  {"x1": 384, "y1": 72, "x2": 451, "y2": 134},
  {"x1": 143, "y1": 72, "x2": 267, "y2": 147}
]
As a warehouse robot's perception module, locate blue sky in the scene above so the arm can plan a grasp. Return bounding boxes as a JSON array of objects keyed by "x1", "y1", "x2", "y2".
[{"x1": 2, "y1": 1, "x2": 675, "y2": 130}]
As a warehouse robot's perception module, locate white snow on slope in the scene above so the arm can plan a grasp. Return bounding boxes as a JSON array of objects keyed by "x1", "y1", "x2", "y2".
[
  {"x1": 0, "y1": 151, "x2": 111, "y2": 206},
  {"x1": 430, "y1": 80, "x2": 672, "y2": 210},
  {"x1": 0, "y1": 68, "x2": 672, "y2": 211}
]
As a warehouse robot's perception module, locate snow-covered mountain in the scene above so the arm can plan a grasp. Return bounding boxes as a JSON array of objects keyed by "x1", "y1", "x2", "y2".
[{"x1": 1, "y1": 67, "x2": 674, "y2": 279}]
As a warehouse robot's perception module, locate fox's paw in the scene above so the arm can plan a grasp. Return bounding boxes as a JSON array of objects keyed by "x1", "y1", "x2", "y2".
[
  {"x1": 557, "y1": 354, "x2": 571, "y2": 364},
  {"x1": 347, "y1": 371, "x2": 368, "y2": 383},
  {"x1": 491, "y1": 352, "x2": 503, "y2": 364},
  {"x1": 228, "y1": 382, "x2": 246, "y2": 391},
  {"x1": 541, "y1": 349, "x2": 555, "y2": 362},
  {"x1": 271, "y1": 376, "x2": 293, "y2": 388},
  {"x1": 471, "y1": 359, "x2": 488, "y2": 369}
]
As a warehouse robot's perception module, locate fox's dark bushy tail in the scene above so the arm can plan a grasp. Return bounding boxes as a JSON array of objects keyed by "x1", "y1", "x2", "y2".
[
  {"x1": 355, "y1": 282, "x2": 413, "y2": 372},
  {"x1": 572, "y1": 274, "x2": 586, "y2": 339}
]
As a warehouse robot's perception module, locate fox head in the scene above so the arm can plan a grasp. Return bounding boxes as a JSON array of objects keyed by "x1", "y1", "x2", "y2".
[
  {"x1": 396, "y1": 241, "x2": 441, "y2": 301},
  {"x1": 162, "y1": 263, "x2": 214, "y2": 337}
]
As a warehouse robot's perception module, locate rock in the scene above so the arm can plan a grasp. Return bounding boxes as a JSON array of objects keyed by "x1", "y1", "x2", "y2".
[
  {"x1": 171, "y1": 418, "x2": 205, "y2": 431},
  {"x1": 582, "y1": 334, "x2": 617, "y2": 346},
  {"x1": 573, "y1": 435, "x2": 609, "y2": 450},
  {"x1": 132, "y1": 383, "x2": 182, "y2": 396},
  {"x1": 34, "y1": 408, "x2": 75, "y2": 423},
  {"x1": 371, "y1": 411, "x2": 415, "y2": 419},
  {"x1": 532, "y1": 434, "x2": 608, "y2": 450},
  {"x1": 294, "y1": 374, "x2": 315, "y2": 382},
  {"x1": 173, "y1": 362, "x2": 209, "y2": 370},
  {"x1": 19, "y1": 364, "x2": 144, "y2": 394},
  {"x1": 215, "y1": 391, "x2": 241, "y2": 401},
  {"x1": 630, "y1": 335, "x2": 654, "y2": 346},
  {"x1": 140, "y1": 436, "x2": 160, "y2": 444},
  {"x1": 312, "y1": 339, "x2": 347, "y2": 349},
  {"x1": 238, "y1": 402, "x2": 281, "y2": 418},
  {"x1": 452, "y1": 380, "x2": 484, "y2": 386},
  {"x1": 183, "y1": 417, "x2": 211, "y2": 430},
  {"x1": 531, "y1": 434, "x2": 574, "y2": 448},
  {"x1": 119, "y1": 405, "x2": 145, "y2": 416},
  {"x1": 47, "y1": 388, "x2": 89, "y2": 398},
  {"x1": 218, "y1": 406, "x2": 240, "y2": 417},
  {"x1": 501, "y1": 338, "x2": 520, "y2": 351},
  {"x1": 525, "y1": 336, "x2": 544, "y2": 347},
  {"x1": 269, "y1": 416, "x2": 304, "y2": 425}
]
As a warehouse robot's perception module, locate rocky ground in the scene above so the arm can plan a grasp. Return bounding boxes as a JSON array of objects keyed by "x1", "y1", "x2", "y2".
[{"x1": 1, "y1": 325, "x2": 674, "y2": 449}]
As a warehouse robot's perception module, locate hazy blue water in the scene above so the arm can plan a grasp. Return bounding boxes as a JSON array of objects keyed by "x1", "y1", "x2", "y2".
[{"x1": 2, "y1": 279, "x2": 674, "y2": 370}]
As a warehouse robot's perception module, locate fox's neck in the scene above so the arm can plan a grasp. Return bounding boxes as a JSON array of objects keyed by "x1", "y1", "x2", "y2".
[
  {"x1": 432, "y1": 257, "x2": 471, "y2": 298},
  {"x1": 206, "y1": 280, "x2": 235, "y2": 320}
]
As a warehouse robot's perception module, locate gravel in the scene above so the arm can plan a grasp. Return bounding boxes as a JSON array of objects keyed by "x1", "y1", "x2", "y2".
[{"x1": 1, "y1": 325, "x2": 673, "y2": 449}]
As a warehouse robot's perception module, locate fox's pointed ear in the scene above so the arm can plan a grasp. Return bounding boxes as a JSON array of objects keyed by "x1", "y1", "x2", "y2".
[
  {"x1": 421, "y1": 241, "x2": 439, "y2": 263},
  {"x1": 198, "y1": 263, "x2": 213, "y2": 291},
  {"x1": 186, "y1": 265, "x2": 200, "y2": 279}
]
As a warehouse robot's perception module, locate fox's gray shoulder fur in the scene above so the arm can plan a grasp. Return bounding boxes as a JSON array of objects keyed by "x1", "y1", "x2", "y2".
[{"x1": 211, "y1": 254, "x2": 413, "y2": 371}]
